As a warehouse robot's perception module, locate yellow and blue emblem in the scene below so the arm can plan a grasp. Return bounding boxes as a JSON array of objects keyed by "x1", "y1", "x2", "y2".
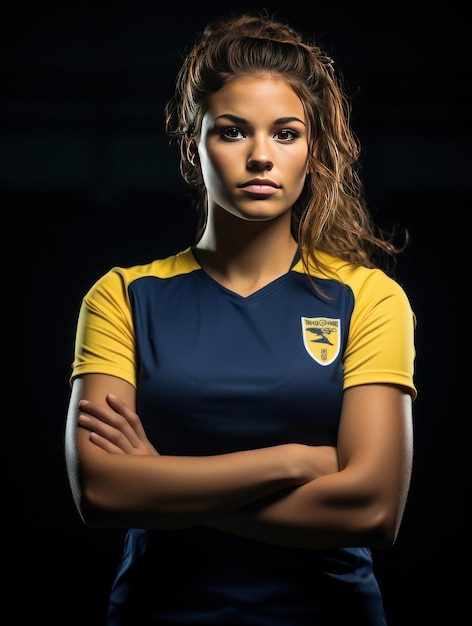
[{"x1": 301, "y1": 317, "x2": 340, "y2": 366}]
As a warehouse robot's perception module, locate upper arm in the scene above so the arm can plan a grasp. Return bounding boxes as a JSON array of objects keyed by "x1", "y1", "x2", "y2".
[
  {"x1": 65, "y1": 373, "x2": 136, "y2": 511},
  {"x1": 337, "y1": 383, "x2": 414, "y2": 532}
]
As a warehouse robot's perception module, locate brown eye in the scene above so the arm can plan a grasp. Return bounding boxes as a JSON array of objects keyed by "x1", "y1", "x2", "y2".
[
  {"x1": 222, "y1": 127, "x2": 244, "y2": 140},
  {"x1": 275, "y1": 128, "x2": 300, "y2": 142}
]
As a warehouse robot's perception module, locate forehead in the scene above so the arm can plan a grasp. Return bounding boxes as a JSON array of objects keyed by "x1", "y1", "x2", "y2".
[{"x1": 205, "y1": 75, "x2": 305, "y2": 121}]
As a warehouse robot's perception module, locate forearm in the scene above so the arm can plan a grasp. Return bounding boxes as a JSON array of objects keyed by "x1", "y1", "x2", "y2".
[
  {"x1": 75, "y1": 434, "x2": 326, "y2": 529},
  {"x1": 206, "y1": 467, "x2": 407, "y2": 549},
  {"x1": 67, "y1": 383, "x2": 336, "y2": 530}
]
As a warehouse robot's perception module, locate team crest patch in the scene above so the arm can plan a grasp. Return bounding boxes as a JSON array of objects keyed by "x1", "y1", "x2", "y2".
[{"x1": 301, "y1": 317, "x2": 340, "y2": 366}]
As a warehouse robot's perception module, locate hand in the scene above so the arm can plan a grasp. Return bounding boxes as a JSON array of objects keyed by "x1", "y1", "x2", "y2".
[{"x1": 78, "y1": 394, "x2": 159, "y2": 456}]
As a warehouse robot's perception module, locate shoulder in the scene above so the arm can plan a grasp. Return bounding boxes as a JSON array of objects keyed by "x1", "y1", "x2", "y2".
[
  {"x1": 85, "y1": 247, "x2": 198, "y2": 297},
  {"x1": 312, "y1": 254, "x2": 417, "y2": 399},
  {"x1": 300, "y1": 251, "x2": 411, "y2": 304}
]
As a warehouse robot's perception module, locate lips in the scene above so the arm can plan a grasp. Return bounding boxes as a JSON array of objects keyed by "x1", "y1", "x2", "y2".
[{"x1": 239, "y1": 179, "x2": 280, "y2": 195}]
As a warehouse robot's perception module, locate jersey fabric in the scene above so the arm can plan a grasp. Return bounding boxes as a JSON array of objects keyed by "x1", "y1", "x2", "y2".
[{"x1": 71, "y1": 246, "x2": 416, "y2": 626}]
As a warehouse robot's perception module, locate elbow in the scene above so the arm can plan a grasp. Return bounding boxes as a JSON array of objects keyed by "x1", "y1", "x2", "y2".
[
  {"x1": 369, "y1": 524, "x2": 398, "y2": 550},
  {"x1": 70, "y1": 483, "x2": 111, "y2": 528},
  {"x1": 69, "y1": 476, "x2": 201, "y2": 531},
  {"x1": 66, "y1": 465, "x2": 110, "y2": 527},
  {"x1": 67, "y1": 460, "x2": 126, "y2": 527},
  {"x1": 364, "y1": 503, "x2": 403, "y2": 549},
  {"x1": 66, "y1": 468, "x2": 99, "y2": 527},
  {"x1": 74, "y1": 485, "x2": 143, "y2": 529},
  {"x1": 78, "y1": 501, "x2": 109, "y2": 528},
  {"x1": 346, "y1": 475, "x2": 408, "y2": 548}
]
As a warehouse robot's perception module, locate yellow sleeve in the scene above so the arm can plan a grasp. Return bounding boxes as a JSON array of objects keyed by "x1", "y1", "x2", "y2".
[
  {"x1": 342, "y1": 267, "x2": 417, "y2": 400},
  {"x1": 70, "y1": 267, "x2": 137, "y2": 388}
]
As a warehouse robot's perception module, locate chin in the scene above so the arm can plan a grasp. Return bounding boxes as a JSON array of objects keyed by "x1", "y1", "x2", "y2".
[{"x1": 230, "y1": 206, "x2": 290, "y2": 222}]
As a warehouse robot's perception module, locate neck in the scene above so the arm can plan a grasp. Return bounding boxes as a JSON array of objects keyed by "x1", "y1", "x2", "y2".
[{"x1": 194, "y1": 207, "x2": 298, "y2": 296}]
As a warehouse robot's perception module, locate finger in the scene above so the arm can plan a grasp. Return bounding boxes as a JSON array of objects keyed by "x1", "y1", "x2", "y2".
[
  {"x1": 89, "y1": 431, "x2": 126, "y2": 454},
  {"x1": 106, "y1": 394, "x2": 150, "y2": 441},
  {"x1": 78, "y1": 400, "x2": 144, "y2": 449},
  {"x1": 78, "y1": 413, "x2": 137, "y2": 453}
]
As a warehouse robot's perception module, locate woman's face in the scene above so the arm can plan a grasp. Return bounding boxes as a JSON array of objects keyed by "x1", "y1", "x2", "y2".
[{"x1": 195, "y1": 75, "x2": 309, "y2": 222}]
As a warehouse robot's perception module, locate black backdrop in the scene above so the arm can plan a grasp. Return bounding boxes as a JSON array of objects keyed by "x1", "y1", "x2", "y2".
[{"x1": 4, "y1": 2, "x2": 470, "y2": 624}]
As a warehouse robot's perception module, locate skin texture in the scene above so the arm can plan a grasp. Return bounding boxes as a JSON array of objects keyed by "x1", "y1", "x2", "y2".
[
  {"x1": 65, "y1": 76, "x2": 414, "y2": 550},
  {"x1": 193, "y1": 75, "x2": 308, "y2": 295}
]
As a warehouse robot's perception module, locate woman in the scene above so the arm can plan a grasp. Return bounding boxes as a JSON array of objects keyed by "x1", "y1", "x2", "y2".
[{"x1": 65, "y1": 11, "x2": 417, "y2": 625}]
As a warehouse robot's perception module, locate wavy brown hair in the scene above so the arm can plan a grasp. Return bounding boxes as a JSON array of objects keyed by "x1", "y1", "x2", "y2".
[{"x1": 164, "y1": 11, "x2": 407, "y2": 277}]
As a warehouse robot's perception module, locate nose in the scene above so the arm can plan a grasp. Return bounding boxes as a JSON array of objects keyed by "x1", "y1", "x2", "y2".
[{"x1": 247, "y1": 135, "x2": 273, "y2": 171}]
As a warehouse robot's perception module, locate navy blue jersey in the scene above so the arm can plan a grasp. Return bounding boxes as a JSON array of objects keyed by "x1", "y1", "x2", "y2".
[{"x1": 72, "y1": 247, "x2": 416, "y2": 625}]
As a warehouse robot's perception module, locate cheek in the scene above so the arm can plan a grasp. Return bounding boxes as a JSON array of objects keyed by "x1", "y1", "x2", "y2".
[
  {"x1": 197, "y1": 151, "x2": 231, "y2": 199},
  {"x1": 289, "y1": 153, "x2": 309, "y2": 183},
  {"x1": 200, "y1": 148, "x2": 240, "y2": 189},
  {"x1": 286, "y1": 155, "x2": 309, "y2": 199}
]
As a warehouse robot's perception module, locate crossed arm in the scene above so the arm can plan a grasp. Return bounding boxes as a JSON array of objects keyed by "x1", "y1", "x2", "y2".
[{"x1": 65, "y1": 373, "x2": 413, "y2": 549}]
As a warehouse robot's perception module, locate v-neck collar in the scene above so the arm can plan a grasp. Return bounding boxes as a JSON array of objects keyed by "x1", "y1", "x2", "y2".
[{"x1": 190, "y1": 247, "x2": 301, "y2": 300}]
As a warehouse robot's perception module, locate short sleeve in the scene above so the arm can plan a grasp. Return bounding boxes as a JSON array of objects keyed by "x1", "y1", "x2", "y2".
[
  {"x1": 342, "y1": 269, "x2": 417, "y2": 400},
  {"x1": 70, "y1": 267, "x2": 138, "y2": 388}
]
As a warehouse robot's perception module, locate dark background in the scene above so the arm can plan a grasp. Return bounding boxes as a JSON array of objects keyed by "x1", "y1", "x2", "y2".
[{"x1": 4, "y1": 2, "x2": 470, "y2": 623}]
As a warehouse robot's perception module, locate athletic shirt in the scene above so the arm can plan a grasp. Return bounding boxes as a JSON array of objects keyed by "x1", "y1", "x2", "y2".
[{"x1": 71, "y1": 246, "x2": 417, "y2": 625}]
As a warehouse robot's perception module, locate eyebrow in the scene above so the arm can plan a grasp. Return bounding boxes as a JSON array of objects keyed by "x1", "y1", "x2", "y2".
[{"x1": 214, "y1": 114, "x2": 306, "y2": 126}]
